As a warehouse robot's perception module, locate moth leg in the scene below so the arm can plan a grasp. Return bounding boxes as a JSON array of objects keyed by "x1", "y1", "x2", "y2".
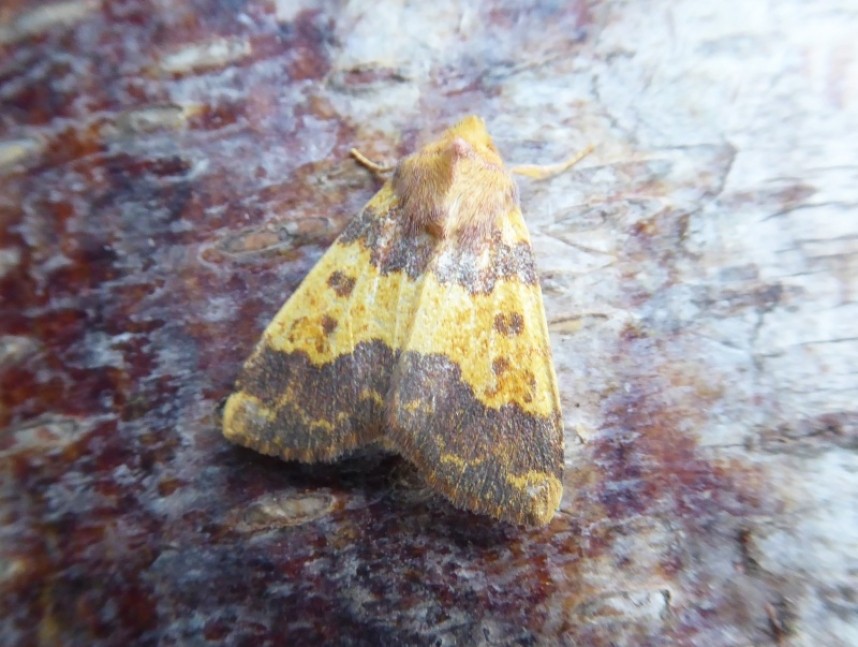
[
  {"x1": 510, "y1": 143, "x2": 594, "y2": 180},
  {"x1": 350, "y1": 148, "x2": 395, "y2": 176}
]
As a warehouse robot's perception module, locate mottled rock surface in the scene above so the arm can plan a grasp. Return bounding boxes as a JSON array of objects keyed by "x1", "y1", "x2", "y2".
[{"x1": 1, "y1": 1, "x2": 856, "y2": 645}]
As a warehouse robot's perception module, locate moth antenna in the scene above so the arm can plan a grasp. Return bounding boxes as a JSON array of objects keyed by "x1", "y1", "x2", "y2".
[
  {"x1": 350, "y1": 148, "x2": 395, "y2": 176},
  {"x1": 510, "y1": 143, "x2": 595, "y2": 180}
]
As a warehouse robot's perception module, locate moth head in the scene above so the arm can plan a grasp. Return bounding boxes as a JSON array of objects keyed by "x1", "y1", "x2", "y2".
[
  {"x1": 442, "y1": 115, "x2": 504, "y2": 166},
  {"x1": 393, "y1": 116, "x2": 519, "y2": 244}
]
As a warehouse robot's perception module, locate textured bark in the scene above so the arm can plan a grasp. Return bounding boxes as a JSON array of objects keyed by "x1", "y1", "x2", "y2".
[{"x1": 1, "y1": 1, "x2": 856, "y2": 645}]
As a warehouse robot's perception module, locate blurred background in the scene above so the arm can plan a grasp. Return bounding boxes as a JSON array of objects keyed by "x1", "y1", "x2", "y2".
[{"x1": 1, "y1": 1, "x2": 856, "y2": 645}]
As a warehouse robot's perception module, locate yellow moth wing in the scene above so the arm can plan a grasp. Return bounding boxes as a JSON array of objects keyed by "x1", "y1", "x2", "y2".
[
  {"x1": 403, "y1": 209, "x2": 559, "y2": 416},
  {"x1": 223, "y1": 186, "x2": 422, "y2": 462},
  {"x1": 386, "y1": 208, "x2": 564, "y2": 525}
]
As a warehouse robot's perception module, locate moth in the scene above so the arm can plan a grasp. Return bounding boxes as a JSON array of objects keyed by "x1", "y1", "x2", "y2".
[{"x1": 223, "y1": 116, "x2": 586, "y2": 525}]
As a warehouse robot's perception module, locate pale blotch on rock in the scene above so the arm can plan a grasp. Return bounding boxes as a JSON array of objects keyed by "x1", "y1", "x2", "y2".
[{"x1": 236, "y1": 491, "x2": 335, "y2": 531}]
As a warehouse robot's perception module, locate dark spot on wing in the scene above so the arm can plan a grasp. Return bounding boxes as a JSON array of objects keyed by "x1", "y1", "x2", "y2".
[
  {"x1": 327, "y1": 270, "x2": 356, "y2": 297},
  {"x1": 494, "y1": 312, "x2": 525, "y2": 336}
]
